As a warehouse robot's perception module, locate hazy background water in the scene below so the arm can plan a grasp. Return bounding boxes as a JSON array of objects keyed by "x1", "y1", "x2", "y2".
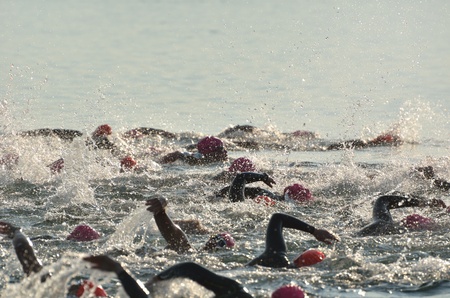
[{"x1": 1, "y1": 1, "x2": 449, "y2": 298}]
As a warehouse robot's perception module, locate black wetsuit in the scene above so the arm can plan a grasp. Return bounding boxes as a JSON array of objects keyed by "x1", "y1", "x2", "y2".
[
  {"x1": 156, "y1": 262, "x2": 253, "y2": 298},
  {"x1": 358, "y1": 195, "x2": 426, "y2": 236},
  {"x1": 247, "y1": 213, "x2": 316, "y2": 268},
  {"x1": 218, "y1": 172, "x2": 281, "y2": 202}
]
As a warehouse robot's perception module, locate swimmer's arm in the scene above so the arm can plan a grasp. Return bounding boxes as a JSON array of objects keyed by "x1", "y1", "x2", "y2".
[
  {"x1": 84, "y1": 255, "x2": 149, "y2": 298},
  {"x1": 383, "y1": 195, "x2": 445, "y2": 209},
  {"x1": 145, "y1": 198, "x2": 192, "y2": 253},
  {"x1": 146, "y1": 262, "x2": 252, "y2": 298},
  {"x1": 433, "y1": 179, "x2": 450, "y2": 191},
  {"x1": 229, "y1": 172, "x2": 276, "y2": 202},
  {"x1": 276, "y1": 213, "x2": 339, "y2": 244},
  {"x1": 0, "y1": 222, "x2": 44, "y2": 276}
]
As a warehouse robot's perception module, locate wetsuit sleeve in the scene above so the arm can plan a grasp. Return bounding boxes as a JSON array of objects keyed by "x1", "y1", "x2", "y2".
[
  {"x1": 372, "y1": 195, "x2": 422, "y2": 222},
  {"x1": 433, "y1": 179, "x2": 450, "y2": 191},
  {"x1": 156, "y1": 262, "x2": 252, "y2": 298},
  {"x1": 229, "y1": 172, "x2": 272, "y2": 202},
  {"x1": 117, "y1": 270, "x2": 149, "y2": 298},
  {"x1": 11, "y1": 230, "x2": 44, "y2": 276}
]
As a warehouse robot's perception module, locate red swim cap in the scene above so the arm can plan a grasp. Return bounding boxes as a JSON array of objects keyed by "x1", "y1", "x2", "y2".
[
  {"x1": 272, "y1": 284, "x2": 305, "y2": 298},
  {"x1": 401, "y1": 214, "x2": 435, "y2": 230},
  {"x1": 67, "y1": 225, "x2": 101, "y2": 242},
  {"x1": 47, "y1": 158, "x2": 65, "y2": 173},
  {"x1": 93, "y1": 124, "x2": 112, "y2": 137},
  {"x1": 254, "y1": 195, "x2": 276, "y2": 207},
  {"x1": 197, "y1": 136, "x2": 224, "y2": 155},
  {"x1": 293, "y1": 249, "x2": 326, "y2": 267},
  {"x1": 283, "y1": 184, "x2": 313, "y2": 203},
  {"x1": 76, "y1": 280, "x2": 108, "y2": 297},
  {"x1": 120, "y1": 156, "x2": 137, "y2": 170},
  {"x1": 228, "y1": 157, "x2": 256, "y2": 173}
]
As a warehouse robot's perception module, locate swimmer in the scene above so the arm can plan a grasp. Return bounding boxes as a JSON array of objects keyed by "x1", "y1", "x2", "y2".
[
  {"x1": 247, "y1": 213, "x2": 338, "y2": 268},
  {"x1": 19, "y1": 128, "x2": 83, "y2": 142},
  {"x1": 122, "y1": 127, "x2": 177, "y2": 139},
  {"x1": 84, "y1": 255, "x2": 251, "y2": 297},
  {"x1": 218, "y1": 172, "x2": 314, "y2": 204},
  {"x1": 357, "y1": 194, "x2": 446, "y2": 236},
  {"x1": 145, "y1": 197, "x2": 234, "y2": 254},
  {"x1": 416, "y1": 166, "x2": 450, "y2": 191},
  {"x1": 327, "y1": 132, "x2": 403, "y2": 150},
  {"x1": 160, "y1": 136, "x2": 228, "y2": 165}
]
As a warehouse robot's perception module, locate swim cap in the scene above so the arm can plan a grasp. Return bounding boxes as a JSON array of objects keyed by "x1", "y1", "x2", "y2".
[
  {"x1": 272, "y1": 285, "x2": 305, "y2": 298},
  {"x1": 254, "y1": 195, "x2": 276, "y2": 207},
  {"x1": 120, "y1": 156, "x2": 137, "y2": 170},
  {"x1": 67, "y1": 225, "x2": 101, "y2": 242},
  {"x1": 197, "y1": 136, "x2": 224, "y2": 155},
  {"x1": 293, "y1": 249, "x2": 326, "y2": 267},
  {"x1": 214, "y1": 232, "x2": 236, "y2": 248},
  {"x1": 76, "y1": 280, "x2": 108, "y2": 297},
  {"x1": 401, "y1": 214, "x2": 435, "y2": 230},
  {"x1": 228, "y1": 157, "x2": 256, "y2": 173},
  {"x1": 93, "y1": 124, "x2": 112, "y2": 137},
  {"x1": 284, "y1": 184, "x2": 313, "y2": 203}
]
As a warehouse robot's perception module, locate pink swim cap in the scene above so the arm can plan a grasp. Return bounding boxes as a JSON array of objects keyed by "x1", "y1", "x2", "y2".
[
  {"x1": 283, "y1": 184, "x2": 313, "y2": 203},
  {"x1": 228, "y1": 157, "x2": 256, "y2": 173},
  {"x1": 293, "y1": 249, "x2": 326, "y2": 268},
  {"x1": 401, "y1": 214, "x2": 435, "y2": 230},
  {"x1": 93, "y1": 124, "x2": 112, "y2": 137},
  {"x1": 215, "y1": 232, "x2": 235, "y2": 248},
  {"x1": 272, "y1": 285, "x2": 305, "y2": 298},
  {"x1": 67, "y1": 225, "x2": 101, "y2": 242},
  {"x1": 197, "y1": 136, "x2": 224, "y2": 155},
  {"x1": 254, "y1": 195, "x2": 276, "y2": 207},
  {"x1": 120, "y1": 156, "x2": 137, "y2": 170}
]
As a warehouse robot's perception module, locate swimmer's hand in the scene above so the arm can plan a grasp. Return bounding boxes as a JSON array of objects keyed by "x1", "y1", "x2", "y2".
[
  {"x1": 313, "y1": 229, "x2": 339, "y2": 245},
  {"x1": 146, "y1": 197, "x2": 168, "y2": 215},
  {"x1": 262, "y1": 173, "x2": 276, "y2": 188},
  {"x1": 83, "y1": 255, "x2": 124, "y2": 274},
  {"x1": 0, "y1": 221, "x2": 20, "y2": 239}
]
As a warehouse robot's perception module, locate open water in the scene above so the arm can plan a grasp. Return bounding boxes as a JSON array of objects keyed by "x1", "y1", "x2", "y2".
[{"x1": 0, "y1": 1, "x2": 449, "y2": 297}]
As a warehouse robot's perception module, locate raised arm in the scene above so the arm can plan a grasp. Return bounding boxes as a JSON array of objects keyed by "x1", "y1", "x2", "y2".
[
  {"x1": 229, "y1": 172, "x2": 276, "y2": 202},
  {"x1": 145, "y1": 197, "x2": 192, "y2": 253},
  {"x1": 0, "y1": 222, "x2": 44, "y2": 277},
  {"x1": 83, "y1": 255, "x2": 149, "y2": 298},
  {"x1": 145, "y1": 262, "x2": 252, "y2": 298},
  {"x1": 247, "y1": 213, "x2": 338, "y2": 268}
]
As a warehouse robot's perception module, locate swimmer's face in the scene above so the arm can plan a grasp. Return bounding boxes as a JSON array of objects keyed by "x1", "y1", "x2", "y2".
[{"x1": 202, "y1": 234, "x2": 229, "y2": 251}]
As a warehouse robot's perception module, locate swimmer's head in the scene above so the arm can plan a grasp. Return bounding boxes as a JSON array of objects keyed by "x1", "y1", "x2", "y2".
[
  {"x1": 68, "y1": 280, "x2": 108, "y2": 297},
  {"x1": 228, "y1": 157, "x2": 256, "y2": 173},
  {"x1": 47, "y1": 158, "x2": 64, "y2": 174},
  {"x1": 120, "y1": 156, "x2": 137, "y2": 171},
  {"x1": 67, "y1": 225, "x2": 101, "y2": 242},
  {"x1": 272, "y1": 284, "x2": 305, "y2": 298},
  {"x1": 203, "y1": 232, "x2": 235, "y2": 251},
  {"x1": 93, "y1": 124, "x2": 112, "y2": 137},
  {"x1": 293, "y1": 249, "x2": 326, "y2": 268},
  {"x1": 283, "y1": 184, "x2": 313, "y2": 203},
  {"x1": 197, "y1": 136, "x2": 225, "y2": 155},
  {"x1": 401, "y1": 214, "x2": 435, "y2": 230}
]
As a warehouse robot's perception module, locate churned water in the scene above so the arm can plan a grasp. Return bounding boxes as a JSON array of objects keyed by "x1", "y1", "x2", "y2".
[{"x1": 1, "y1": 1, "x2": 449, "y2": 297}]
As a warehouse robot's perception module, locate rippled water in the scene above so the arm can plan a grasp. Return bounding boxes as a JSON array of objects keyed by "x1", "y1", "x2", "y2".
[{"x1": 1, "y1": 0, "x2": 449, "y2": 297}]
